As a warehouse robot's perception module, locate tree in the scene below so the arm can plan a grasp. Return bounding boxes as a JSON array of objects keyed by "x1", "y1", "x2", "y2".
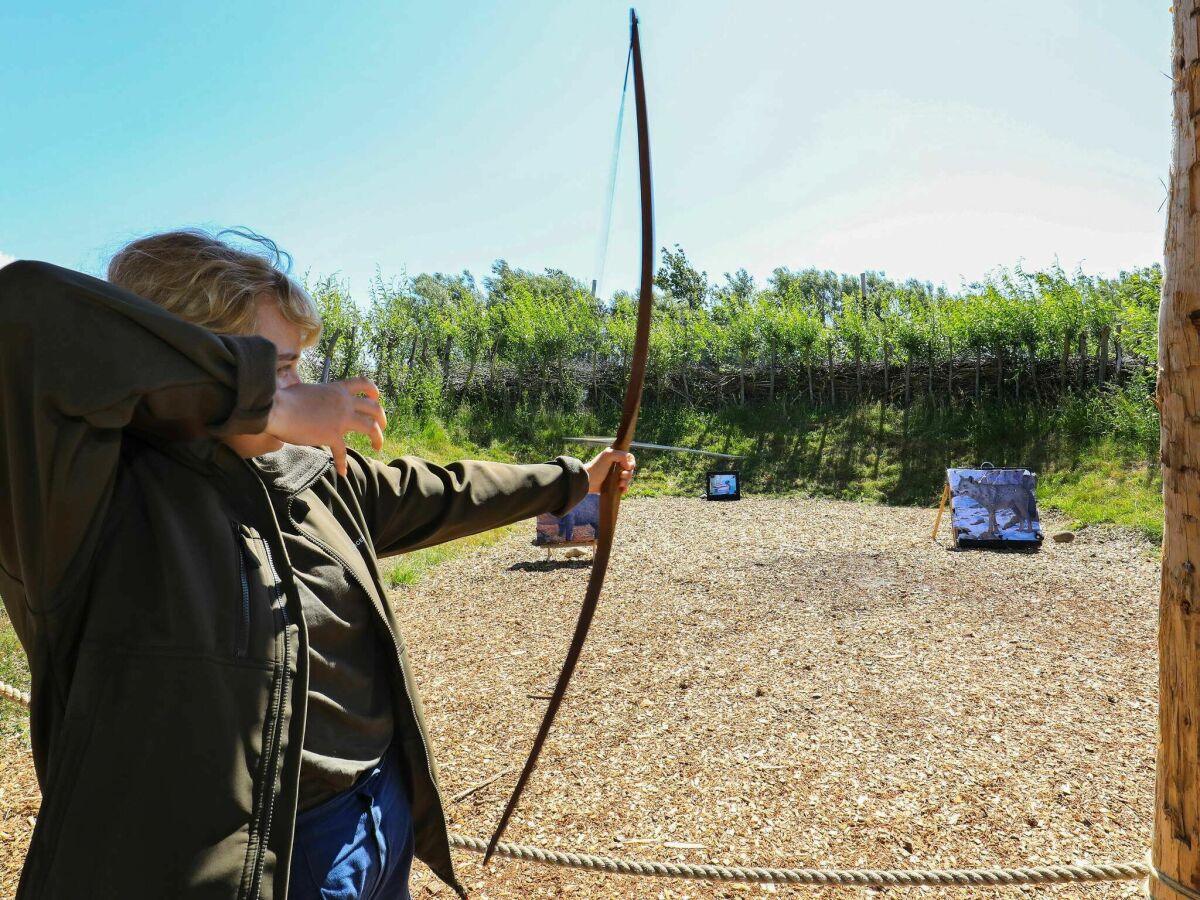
[
  {"x1": 655, "y1": 244, "x2": 709, "y2": 310},
  {"x1": 307, "y1": 274, "x2": 363, "y2": 383}
]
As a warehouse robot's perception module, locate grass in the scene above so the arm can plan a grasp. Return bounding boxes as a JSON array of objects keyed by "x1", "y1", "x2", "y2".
[
  {"x1": 377, "y1": 526, "x2": 520, "y2": 589},
  {"x1": 348, "y1": 417, "x2": 513, "y2": 466},
  {"x1": 1038, "y1": 451, "x2": 1162, "y2": 541}
]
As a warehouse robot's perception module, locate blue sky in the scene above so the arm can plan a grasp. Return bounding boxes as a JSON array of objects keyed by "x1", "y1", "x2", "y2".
[{"x1": 0, "y1": 1, "x2": 1170, "y2": 300}]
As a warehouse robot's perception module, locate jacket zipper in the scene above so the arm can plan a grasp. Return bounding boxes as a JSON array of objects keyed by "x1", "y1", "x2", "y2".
[
  {"x1": 285, "y1": 496, "x2": 460, "y2": 892},
  {"x1": 232, "y1": 523, "x2": 251, "y2": 659},
  {"x1": 247, "y1": 534, "x2": 291, "y2": 900}
]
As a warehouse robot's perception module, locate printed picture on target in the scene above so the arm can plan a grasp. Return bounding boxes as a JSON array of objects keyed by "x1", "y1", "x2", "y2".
[
  {"x1": 535, "y1": 493, "x2": 601, "y2": 546},
  {"x1": 948, "y1": 467, "x2": 1043, "y2": 546}
]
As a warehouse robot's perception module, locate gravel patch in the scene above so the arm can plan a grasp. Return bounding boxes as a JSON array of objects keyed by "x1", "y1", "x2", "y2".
[
  {"x1": 399, "y1": 497, "x2": 1157, "y2": 898},
  {"x1": 0, "y1": 496, "x2": 1160, "y2": 898}
]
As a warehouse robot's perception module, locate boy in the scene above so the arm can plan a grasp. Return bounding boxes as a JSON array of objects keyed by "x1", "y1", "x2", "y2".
[{"x1": 0, "y1": 230, "x2": 634, "y2": 899}]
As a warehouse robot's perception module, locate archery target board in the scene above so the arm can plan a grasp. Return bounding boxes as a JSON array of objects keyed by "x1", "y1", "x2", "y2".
[
  {"x1": 948, "y1": 467, "x2": 1043, "y2": 549},
  {"x1": 535, "y1": 493, "x2": 600, "y2": 547},
  {"x1": 705, "y1": 471, "x2": 741, "y2": 501}
]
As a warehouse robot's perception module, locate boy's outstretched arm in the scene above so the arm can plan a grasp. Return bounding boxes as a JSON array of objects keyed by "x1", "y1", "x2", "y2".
[
  {"x1": 344, "y1": 447, "x2": 635, "y2": 558},
  {"x1": 0, "y1": 261, "x2": 278, "y2": 618}
]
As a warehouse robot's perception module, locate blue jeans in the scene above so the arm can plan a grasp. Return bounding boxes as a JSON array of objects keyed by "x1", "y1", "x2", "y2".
[{"x1": 287, "y1": 745, "x2": 414, "y2": 900}]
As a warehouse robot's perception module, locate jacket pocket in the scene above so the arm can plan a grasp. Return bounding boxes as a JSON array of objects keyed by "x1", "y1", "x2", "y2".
[
  {"x1": 232, "y1": 522, "x2": 252, "y2": 658},
  {"x1": 231, "y1": 521, "x2": 277, "y2": 664}
]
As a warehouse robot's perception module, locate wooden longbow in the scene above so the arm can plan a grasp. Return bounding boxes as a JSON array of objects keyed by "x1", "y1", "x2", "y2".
[{"x1": 483, "y1": 7, "x2": 655, "y2": 864}]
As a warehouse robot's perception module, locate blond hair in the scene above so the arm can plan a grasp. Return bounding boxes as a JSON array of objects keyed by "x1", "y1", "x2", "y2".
[{"x1": 107, "y1": 228, "x2": 322, "y2": 348}]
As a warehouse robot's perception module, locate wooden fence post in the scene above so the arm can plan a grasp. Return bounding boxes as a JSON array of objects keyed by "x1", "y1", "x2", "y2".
[
  {"x1": 883, "y1": 341, "x2": 890, "y2": 401},
  {"x1": 1115, "y1": 322, "x2": 1125, "y2": 379},
  {"x1": 827, "y1": 340, "x2": 835, "y2": 405},
  {"x1": 1061, "y1": 331, "x2": 1071, "y2": 393},
  {"x1": 1153, "y1": 3, "x2": 1200, "y2": 896},
  {"x1": 1098, "y1": 325, "x2": 1110, "y2": 386},
  {"x1": 927, "y1": 339, "x2": 934, "y2": 399},
  {"x1": 947, "y1": 338, "x2": 954, "y2": 401},
  {"x1": 1078, "y1": 331, "x2": 1088, "y2": 391}
]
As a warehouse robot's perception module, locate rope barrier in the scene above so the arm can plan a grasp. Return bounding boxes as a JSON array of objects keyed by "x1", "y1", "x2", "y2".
[
  {"x1": 0, "y1": 680, "x2": 1160, "y2": 889},
  {"x1": 0, "y1": 679, "x2": 29, "y2": 707},
  {"x1": 450, "y1": 834, "x2": 1148, "y2": 887}
]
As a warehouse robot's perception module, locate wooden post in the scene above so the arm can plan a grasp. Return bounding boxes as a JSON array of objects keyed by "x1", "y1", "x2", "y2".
[
  {"x1": 1116, "y1": 322, "x2": 1125, "y2": 379},
  {"x1": 883, "y1": 340, "x2": 890, "y2": 401},
  {"x1": 1099, "y1": 324, "x2": 1110, "y2": 386},
  {"x1": 947, "y1": 337, "x2": 954, "y2": 401},
  {"x1": 1078, "y1": 330, "x2": 1088, "y2": 391},
  {"x1": 1153, "y1": 4, "x2": 1200, "y2": 896},
  {"x1": 928, "y1": 338, "x2": 934, "y2": 399},
  {"x1": 1061, "y1": 331, "x2": 1071, "y2": 394},
  {"x1": 931, "y1": 481, "x2": 950, "y2": 542},
  {"x1": 828, "y1": 339, "x2": 835, "y2": 405}
]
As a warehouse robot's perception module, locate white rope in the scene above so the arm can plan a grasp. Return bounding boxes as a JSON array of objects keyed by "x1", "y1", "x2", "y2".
[
  {"x1": 0, "y1": 679, "x2": 29, "y2": 707},
  {"x1": 450, "y1": 834, "x2": 1148, "y2": 887}
]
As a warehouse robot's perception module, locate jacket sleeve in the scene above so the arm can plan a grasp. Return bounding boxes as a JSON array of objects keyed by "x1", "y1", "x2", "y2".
[
  {"x1": 344, "y1": 447, "x2": 592, "y2": 558},
  {"x1": 0, "y1": 260, "x2": 278, "y2": 616}
]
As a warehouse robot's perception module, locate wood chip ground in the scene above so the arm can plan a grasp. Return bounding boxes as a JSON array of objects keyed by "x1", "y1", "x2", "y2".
[{"x1": 0, "y1": 497, "x2": 1159, "y2": 898}]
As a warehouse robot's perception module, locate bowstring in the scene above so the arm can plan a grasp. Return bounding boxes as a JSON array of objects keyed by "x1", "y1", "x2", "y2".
[{"x1": 592, "y1": 44, "x2": 633, "y2": 302}]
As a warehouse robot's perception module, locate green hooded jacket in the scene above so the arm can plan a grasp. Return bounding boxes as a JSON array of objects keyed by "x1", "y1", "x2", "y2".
[{"x1": 0, "y1": 261, "x2": 590, "y2": 899}]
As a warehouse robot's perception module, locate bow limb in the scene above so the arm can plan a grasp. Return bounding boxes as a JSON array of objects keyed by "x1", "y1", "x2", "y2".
[{"x1": 483, "y1": 8, "x2": 654, "y2": 864}]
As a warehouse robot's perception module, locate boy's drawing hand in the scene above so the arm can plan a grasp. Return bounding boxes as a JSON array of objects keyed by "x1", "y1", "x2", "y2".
[
  {"x1": 266, "y1": 377, "x2": 387, "y2": 477},
  {"x1": 583, "y1": 448, "x2": 637, "y2": 495}
]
